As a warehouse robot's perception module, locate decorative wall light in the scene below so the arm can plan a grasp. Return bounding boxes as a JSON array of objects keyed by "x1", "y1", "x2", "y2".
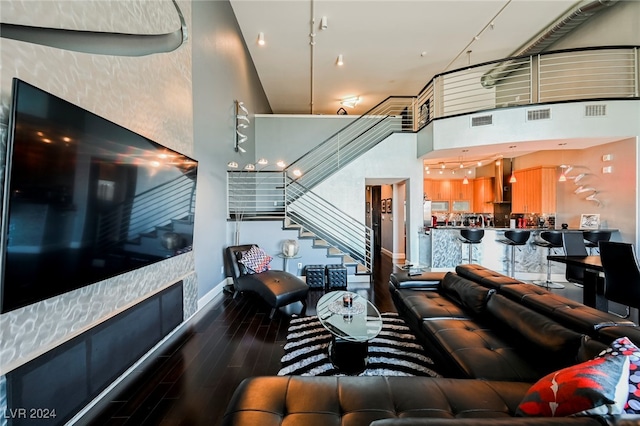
[{"x1": 234, "y1": 100, "x2": 249, "y2": 153}]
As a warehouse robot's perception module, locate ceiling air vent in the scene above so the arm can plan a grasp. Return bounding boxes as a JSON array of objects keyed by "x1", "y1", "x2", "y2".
[
  {"x1": 527, "y1": 108, "x2": 551, "y2": 121},
  {"x1": 471, "y1": 115, "x2": 493, "y2": 127},
  {"x1": 585, "y1": 104, "x2": 607, "y2": 117}
]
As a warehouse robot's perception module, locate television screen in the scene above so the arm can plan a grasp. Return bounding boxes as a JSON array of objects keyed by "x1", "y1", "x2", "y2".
[{"x1": 1, "y1": 78, "x2": 197, "y2": 313}]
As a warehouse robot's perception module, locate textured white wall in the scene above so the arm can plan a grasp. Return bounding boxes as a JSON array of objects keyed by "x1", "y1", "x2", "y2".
[{"x1": 0, "y1": 0, "x2": 195, "y2": 375}]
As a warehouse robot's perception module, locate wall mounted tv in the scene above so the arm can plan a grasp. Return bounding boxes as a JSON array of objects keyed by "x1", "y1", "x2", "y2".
[{"x1": 0, "y1": 78, "x2": 198, "y2": 313}]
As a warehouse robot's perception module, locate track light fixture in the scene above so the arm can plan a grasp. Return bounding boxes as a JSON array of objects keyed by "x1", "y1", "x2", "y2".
[
  {"x1": 257, "y1": 32, "x2": 265, "y2": 46},
  {"x1": 336, "y1": 54, "x2": 344, "y2": 66}
]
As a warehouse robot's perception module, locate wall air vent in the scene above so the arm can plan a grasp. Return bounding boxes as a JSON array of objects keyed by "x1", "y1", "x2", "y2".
[
  {"x1": 585, "y1": 104, "x2": 607, "y2": 117},
  {"x1": 471, "y1": 115, "x2": 493, "y2": 127},
  {"x1": 527, "y1": 108, "x2": 551, "y2": 121}
]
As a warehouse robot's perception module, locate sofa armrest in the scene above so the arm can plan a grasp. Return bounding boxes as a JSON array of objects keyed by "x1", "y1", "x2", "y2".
[{"x1": 389, "y1": 271, "x2": 446, "y2": 290}]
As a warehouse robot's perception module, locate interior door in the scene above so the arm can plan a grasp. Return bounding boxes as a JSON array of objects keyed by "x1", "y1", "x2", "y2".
[{"x1": 372, "y1": 186, "x2": 381, "y2": 255}]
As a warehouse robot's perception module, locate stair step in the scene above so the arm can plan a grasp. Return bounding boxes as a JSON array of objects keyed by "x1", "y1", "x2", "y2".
[
  {"x1": 328, "y1": 247, "x2": 346, "y2": 257},
  {"x1": 313, "y1": 239, "x2": 330, "y2": 248},
  {"x1": 355, "y1": 263, "x2": 371, "y2": 275},
  {"x1": 299, "y1": 231, "x2": 316, "y2": 239}
]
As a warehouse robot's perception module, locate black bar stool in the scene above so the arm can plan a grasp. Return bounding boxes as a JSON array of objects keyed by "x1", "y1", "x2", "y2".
[
  {"x1": 498, "y1": 230, "x2": 530, "y2": 278},
  {"x1": 532, "y1": 231, "x2": 565, "y2": 289},
  {"x1": 458, "y1": 229, "x2": 484, "y2": 264},
  {"x1": 583, "y1": 230, "x2": 611, "y2": 255}
]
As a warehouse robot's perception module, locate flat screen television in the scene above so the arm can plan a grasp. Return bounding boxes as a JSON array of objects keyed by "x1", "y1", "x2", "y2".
[{"x1": 1, "y1": 78, "x2": 198, "y2": 313}]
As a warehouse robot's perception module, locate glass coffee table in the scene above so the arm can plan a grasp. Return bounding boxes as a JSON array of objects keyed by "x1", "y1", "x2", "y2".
[{"x1": 317, "y1": 290, "x2": 383, "y2": 374}]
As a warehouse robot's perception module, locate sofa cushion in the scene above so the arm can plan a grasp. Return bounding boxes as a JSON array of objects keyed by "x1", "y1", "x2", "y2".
[
  {"x1": 389, "y1": 271, "x2": 446, "y2": 289},
  {"x1": 393, "y1": 288, "x2": 469, "y2": 321},
  {"x1": 596, "y1": 336, "x2": 640, "y2": 414},
  {"x1": 440, "y1": 272, "x2": 492, "y2": 315},
  {"x1": 516, "y1": 355, "x2": 629, "y2": 417},
  {"x1": 421, "y1": 317, "x2": 542, "y2": 381},
  {"x1": 487, "y1": 294, "x2": 584, "y2": 367}
]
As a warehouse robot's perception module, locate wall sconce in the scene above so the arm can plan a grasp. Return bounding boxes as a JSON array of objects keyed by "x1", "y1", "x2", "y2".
[{"x1": 234, "y1": 100, "x2": 249, "y2": 153}]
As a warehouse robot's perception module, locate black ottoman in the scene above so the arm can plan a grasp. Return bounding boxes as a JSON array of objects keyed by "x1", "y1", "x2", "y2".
[
  {"x1": 304, "y1": 264, "x2": 326, "y2": 289},
  {"x1": 326, "y1": 264, "x2": 348, "y2": 290}
]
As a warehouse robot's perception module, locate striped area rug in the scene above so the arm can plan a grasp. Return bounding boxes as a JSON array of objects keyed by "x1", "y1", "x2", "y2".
[{"x1": 277, "y1": 312, "x2": 441, "y2": 377}]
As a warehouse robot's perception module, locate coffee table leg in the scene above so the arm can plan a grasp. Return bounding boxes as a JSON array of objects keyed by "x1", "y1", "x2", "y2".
[{"x1": 328, "y1": 338, "x2": 368, "y2": 374}]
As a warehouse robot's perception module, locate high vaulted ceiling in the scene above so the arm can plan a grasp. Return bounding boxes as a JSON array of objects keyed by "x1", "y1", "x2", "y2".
[{"x1": 230, "y1": 0, "x2": 580, "y2": 116}]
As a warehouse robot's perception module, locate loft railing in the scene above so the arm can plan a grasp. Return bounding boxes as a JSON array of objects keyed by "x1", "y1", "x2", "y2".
[
  {"x1": 97, "y1": 170, "x2": 197, "y2": 250},
  {"x1": 227, "y1": 45, "x2": 639, "y2": 273}
]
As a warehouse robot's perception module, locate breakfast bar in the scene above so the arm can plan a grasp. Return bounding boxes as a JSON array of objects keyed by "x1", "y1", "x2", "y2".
[{"x1": 419, "y1": 227, "x2": 619, "y2": 282}]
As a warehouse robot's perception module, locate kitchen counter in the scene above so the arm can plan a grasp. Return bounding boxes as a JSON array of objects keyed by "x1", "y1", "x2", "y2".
[{"x1": 419, "y1": 227, "x2": 619, "y2": 278}]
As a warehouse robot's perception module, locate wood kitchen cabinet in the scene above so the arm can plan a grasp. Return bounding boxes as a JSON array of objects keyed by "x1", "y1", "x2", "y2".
[
  {"x1": 510, "y1": 166, "x2": 556, "y2": 213},
  {"x1": 424, "y1": 179, "x2": 473, "y2": 212},
  {"x1": 473, "y1": 177, "x2": 494, "y2": 213},
  {"x1": 428, "y1": 179, "x2": 451, "y2": 201}
]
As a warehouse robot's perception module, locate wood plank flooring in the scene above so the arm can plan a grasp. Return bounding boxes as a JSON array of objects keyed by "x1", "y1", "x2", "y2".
[
  {"x1": 88, "y1": 254, "x2": 396, "y2": 425},
  {"x1": 86, "y1": 256, "x2": 587, "y2": 425}
]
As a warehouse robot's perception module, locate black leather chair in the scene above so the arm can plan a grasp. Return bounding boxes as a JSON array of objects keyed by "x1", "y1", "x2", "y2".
[
  {"x1": 533, "y1": 231, "x2": 565, "y2": 289},
  {"x1": 583, "y1": 230, "x2": 611, "y2": 255},
  {"x1": 599, "y1": 241, "x2": 640, "y2": 320},
  {"x1": 562, "y1": 232, "x2": 588, "y2": 287},
  {"x1": 224, "y1": 244, "x2": 309, "y2": 318},
  {"x1": 497, "y1": 230, "x2": 530, "y2": 278},
  {"x1": 458, "y1": 229, "x2": 484, "y2": 264}
]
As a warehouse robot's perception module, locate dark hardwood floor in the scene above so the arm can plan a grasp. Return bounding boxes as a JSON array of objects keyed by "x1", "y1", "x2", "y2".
[
  {"x1": 88, "y1": 254, "x2": 397, "y2": 425},
  {"x1": 86, "y1": 256, "x2": 587, "y2": 425}
]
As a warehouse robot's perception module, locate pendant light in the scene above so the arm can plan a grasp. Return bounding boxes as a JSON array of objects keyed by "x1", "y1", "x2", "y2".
[
  {"x1": 509, "y1": 158, "x2": 517, "y2": 183},
  {"x1": 462, "y1": 176, "x2": 469, "y2": 185}
]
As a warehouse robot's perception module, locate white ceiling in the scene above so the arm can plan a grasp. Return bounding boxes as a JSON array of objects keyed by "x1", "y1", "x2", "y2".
[
  {"x1": 229, "y1": 0, "x2": 623, "y2": 166},
  {"x1": 230, "y1": 0, "x2": 579, "y2": 116}
]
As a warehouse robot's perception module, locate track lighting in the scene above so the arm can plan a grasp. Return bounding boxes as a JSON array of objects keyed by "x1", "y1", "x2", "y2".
[
  {"x1": 336, "y1": 54, "x2": 344, "y2": 66},
  {"x1": 227, "y1": 161, "x2": 239, "y2": 169},
  {"x1": 320, "y1": 16, "x2": 328, "y2": 30},
  {"x1": 257, "y1": 32, "x2": 265, "y2": 46}
]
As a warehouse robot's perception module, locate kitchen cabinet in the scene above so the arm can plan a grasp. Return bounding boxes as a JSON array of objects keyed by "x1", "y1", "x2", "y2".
[
  {"x1": 511, "y1": 166, "x2": 556, "y2": 214},
  {"x1": 473, "y1": 177, "x2": 494, "y2": 213},
  {"x1": 424, "y1": 179, "x2": 472, "y2": 212}
]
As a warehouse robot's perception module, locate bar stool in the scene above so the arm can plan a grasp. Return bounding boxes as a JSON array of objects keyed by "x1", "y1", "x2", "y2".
[
  {"x1": 498, "y1": 230, "x2": 531, "y2": 278},
  {"x1": 583, "y1": 230, "x2": 611, "y2": 255},
  {"x1": 532, "y1": 231, "x2": 565, "y2": 289},
  {"x1": 458, "y1": 229, "x2": 484, "y2": 264}
]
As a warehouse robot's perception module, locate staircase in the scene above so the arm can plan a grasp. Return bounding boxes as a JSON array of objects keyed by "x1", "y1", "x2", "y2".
[{"x1": 228, "y1": 96, "x2": 417, "y2": 276}]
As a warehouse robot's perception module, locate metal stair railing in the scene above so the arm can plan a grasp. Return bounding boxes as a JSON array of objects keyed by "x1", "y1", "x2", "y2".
[
  {"x1": 96, "y1": 169, "x2": 197, "y2": 250},
  {"x1": 285, "y1": 96, "x2": 416, "y2": 187},
  {"x1": 285, "y1": 177, "x2": 373, "y2": 274}
]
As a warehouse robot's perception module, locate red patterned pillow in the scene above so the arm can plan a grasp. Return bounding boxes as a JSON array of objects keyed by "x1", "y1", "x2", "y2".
[
  {"x1": 597, "y1": 336, "x2": 640, "y2": 414},
  {"x1": 516, "y1": 355, "x2": 629, "y2": 417},
  {"x1": 239, "y1": 245, "x2": 272, "y2": 274}
]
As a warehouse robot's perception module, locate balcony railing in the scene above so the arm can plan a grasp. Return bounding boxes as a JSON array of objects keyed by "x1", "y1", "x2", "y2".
[{"x1": 227, "y1": 45, "x2": 639, "y2": 273}]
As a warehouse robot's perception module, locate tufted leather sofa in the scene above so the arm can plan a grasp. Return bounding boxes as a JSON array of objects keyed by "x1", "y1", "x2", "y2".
[
  {"x1": 222, "y1": 264, "x2": 640, "y2": 425},
  {"x1": 390, "y1": 264, "x2": 638, "y2": 380}
]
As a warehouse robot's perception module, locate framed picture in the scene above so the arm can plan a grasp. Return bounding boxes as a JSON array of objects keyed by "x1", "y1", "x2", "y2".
[
  {"x1": 381, "y1": 199, "x2": 386, "y2": 213},
  {"x1": 580, "y1": 214, "x2": 600, "y2": 229},
  {"x1": 386, "y1": 198, "x2": 392, "y2": 213}
]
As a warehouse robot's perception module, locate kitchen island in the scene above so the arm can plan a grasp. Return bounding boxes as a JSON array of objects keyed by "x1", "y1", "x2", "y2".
[{"x1": 418, "y1": 227, "x2": 619, "y2": 280}]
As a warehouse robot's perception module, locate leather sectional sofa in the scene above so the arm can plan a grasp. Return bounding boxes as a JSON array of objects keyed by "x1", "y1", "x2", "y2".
[{"x1": 222, "y1": 264, "x2": 640, "y2": 426}]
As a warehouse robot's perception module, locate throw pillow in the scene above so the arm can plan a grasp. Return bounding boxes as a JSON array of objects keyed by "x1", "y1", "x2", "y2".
[
  {"x1": 596, "y1": 336, "x2": 640, "y2": 414},
  {"x1": 516, "y1": 355, "x2": 629, "y2": 417},
  {"x1": 239, "y1": 245, "x2": 272, "y2": 274}
]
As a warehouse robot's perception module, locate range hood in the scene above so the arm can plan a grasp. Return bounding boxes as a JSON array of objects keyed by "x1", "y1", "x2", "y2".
[{"x1": 493, "y1": 159, "x2": 512, "y2": 204}]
